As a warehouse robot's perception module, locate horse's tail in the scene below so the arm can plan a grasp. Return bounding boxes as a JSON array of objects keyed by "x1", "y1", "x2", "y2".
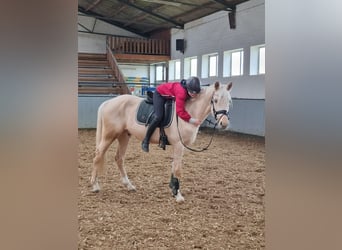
[
  {"x1": 95, "y1": 102, "x2": 104, "y2": 148},
  {"x1": 93, "y1": 102, "x2": 106, "y2": 176}
]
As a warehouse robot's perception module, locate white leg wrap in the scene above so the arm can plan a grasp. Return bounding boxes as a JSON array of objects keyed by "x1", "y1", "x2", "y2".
[
  {"x1": 175, "y1": 190, "x2": 185, "y2": 202},
  {"x1": 122, "y1": 176, "x2": 136, "y2": 191},
  {"x1": 92, "y1": 181, "x2": 100, "y2": 193}
]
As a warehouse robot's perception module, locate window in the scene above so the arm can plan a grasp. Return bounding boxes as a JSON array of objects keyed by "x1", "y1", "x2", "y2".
[
  {"x1": 209, "y1": 54, "x2": 218, "y2": 77},
  {"x1": 258, "y1": 46, "x2": 265, "y2": 74},
  {"x1": 168, "y1": 60, "x2": 181, "y2": 80},
  {"x1": 250, "y1": 44, "x2": 265, "y2": 75},
  {"x1": 155, "y1": 64, "x2": 165, "y2": 82},
  {"x1": 231, "y1": 51, "x2": 243, "y2": 76},
  {"x1": 175, "y1": 60, "x2": 181, "y2": 79},
  {"x1": 190, "y1": 57, "x2": 197, "y2": 76},
  {"x1": 223, "y1": 49, "x2": 244, "y2": 77},
  {"x1": 184, "y1": 56, "x2": 197, "y2": 79},
  {"x1": 201, "y1": 53, "x2": 218, "y2": 78}
]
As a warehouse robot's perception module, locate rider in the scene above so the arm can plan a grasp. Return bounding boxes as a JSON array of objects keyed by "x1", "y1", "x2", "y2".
[{"x1": 141, "y1": 76, "x2": 202, "y2": 152}]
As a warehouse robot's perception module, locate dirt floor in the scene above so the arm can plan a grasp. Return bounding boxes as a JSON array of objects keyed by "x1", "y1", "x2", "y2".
[{"x1": 78, "y1": 128, "x2": 265, "y2": 250}]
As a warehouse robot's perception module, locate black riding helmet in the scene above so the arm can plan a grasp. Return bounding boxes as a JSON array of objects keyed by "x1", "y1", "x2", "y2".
[{"x1": 184, "y1": 76, "x2": 201, "y2": 94}]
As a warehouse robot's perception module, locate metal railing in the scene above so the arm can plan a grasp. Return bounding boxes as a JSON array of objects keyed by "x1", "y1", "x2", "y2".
[{"x1": 106, "y1": 38, "x2": 130, "y2": 94}]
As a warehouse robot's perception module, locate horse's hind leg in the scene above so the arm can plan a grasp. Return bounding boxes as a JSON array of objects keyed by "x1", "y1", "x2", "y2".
[
  {"x1": 91, "y1": 136, "x2": 113, "y2": 192},
  {"x1": 115, "y1": 132, "x2": 136, "y2": 191}
]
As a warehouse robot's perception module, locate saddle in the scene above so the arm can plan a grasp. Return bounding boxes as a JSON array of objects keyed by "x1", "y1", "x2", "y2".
[{"x1": 136, "y1": 91, "x2": 174, "y2": 150}]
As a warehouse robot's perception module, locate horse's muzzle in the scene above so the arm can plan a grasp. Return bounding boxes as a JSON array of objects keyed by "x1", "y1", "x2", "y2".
[{"x1": 218, "y1": 115, "x2": 229, "y2": 129}]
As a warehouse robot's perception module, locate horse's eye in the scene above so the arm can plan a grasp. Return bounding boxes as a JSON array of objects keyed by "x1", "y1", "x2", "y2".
[{"x1": 214, "y1": 99, "x2": 218, "y2": 103}]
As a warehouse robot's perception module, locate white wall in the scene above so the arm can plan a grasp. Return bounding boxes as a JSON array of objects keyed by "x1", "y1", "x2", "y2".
[
  {"x1": 78, "y1": 13, "x2": 142, "y2": 53},
  {"x1": 170, "y1": 0, "x2": 265, "y2": 99},
  {"x1": 78, "y1": 33, "x2": 106, "y2": 53},
  {"x1": 119, "y1": 64, "x2": 149, "y2": 78},
  {"x1": 169, "y1": 0, "x2": 265, "y2": 135},
  {"x1": 78, "y1": 13, "x2": 142, "y2": 37}
]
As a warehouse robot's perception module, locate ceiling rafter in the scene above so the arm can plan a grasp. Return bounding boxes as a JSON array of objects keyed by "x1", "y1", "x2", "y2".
[
  {"x1": 117, "y1": 0, "x2": 184, "y2": 28},
  {"x1": 86, "y1": 0, "x2": 103, "y2": 11},
  {"x1": 108, "y1": 4, "x2": 128, "y2": 18},
  {"x1": 78, "y1": 22, "x2": 91, "y2": 32},
  {"x1": 123, "y1": 4, "x2": 165, "y2": 28},
  {"x1": 78, "y1": 0, "x2": 250, "y2": 36},
  {"x1": 212, "y1": 0, "x2": 236, "y2": 11},
  {"x1": 171, "y1": 1, "x2": 218, "y2": 21},
  {"x1": 78, "y1": 6, "x2": 147, "y2": 37},
  {"x1": 140, "y1": 1, "x2": 219, "y2": 33},
  {"x1": 160, "y1": 0, "x2": 220, "y2": 9},
  {"x1": 123, "y1": 13, "x2": 153, "y2": 27}
]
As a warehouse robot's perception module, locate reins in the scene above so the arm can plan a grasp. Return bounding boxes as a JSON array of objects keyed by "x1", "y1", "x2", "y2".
[
  {"x1": 175, "y1": 83, "x2": 231, "y2": 152},
  {"x1": 176, "y1": 112, "x2": 227, "y2": 152}
]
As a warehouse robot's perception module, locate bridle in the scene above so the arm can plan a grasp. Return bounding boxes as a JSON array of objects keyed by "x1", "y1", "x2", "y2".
[
  {"x1": 176, "y1": 96, "x2": 230, "y2": 152},
  {"x1": 211, "y1": 99, "x2": 230, "y2": 121}
]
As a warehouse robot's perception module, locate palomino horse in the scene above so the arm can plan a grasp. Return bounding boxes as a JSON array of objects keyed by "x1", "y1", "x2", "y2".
[{"x1": 90, "y1": 81, "x2": 233, "y2": 202}]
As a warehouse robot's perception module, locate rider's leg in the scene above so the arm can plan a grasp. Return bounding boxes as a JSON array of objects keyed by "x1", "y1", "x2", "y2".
[
  {"x1": 141, "y1": 116, "x2": 160, "y2": 152},
  {"x1": 141, "y1": 91, "x2": 165, "y2": 152}
]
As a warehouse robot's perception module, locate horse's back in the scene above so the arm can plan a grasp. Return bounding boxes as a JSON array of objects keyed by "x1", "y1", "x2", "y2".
[
  {"x1": 101, "y1": 94, "x2": 142, "y2": 112},
  {"x1": 99, "y1": 95, "x2": 143, "y2": 130}
]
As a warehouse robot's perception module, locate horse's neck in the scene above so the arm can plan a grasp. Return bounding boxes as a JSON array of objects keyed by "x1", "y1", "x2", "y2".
[{"x1": 187, "y1": 86, "x2": 213, "y2": 121}]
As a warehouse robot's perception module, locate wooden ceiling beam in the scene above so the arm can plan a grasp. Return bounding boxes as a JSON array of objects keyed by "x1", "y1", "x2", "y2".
[
  {"x1": 117, "y1": 0, "x2": 184, "y2": 28},
  {"x1": 108, "y1": 4, "x2": 128, "y2": 18},
  {"x1": 78, "y1": 7, "x2": 148, "y2": 37},
  {"x1": 212, "y1": 0, "x2": 236, "y2": 11},
  {"x1": 123, "y1": 5, "x2": 165, "y2": 27},
  {"x1": 86, "y1": 0, "x2": 103, "y2": 11}
]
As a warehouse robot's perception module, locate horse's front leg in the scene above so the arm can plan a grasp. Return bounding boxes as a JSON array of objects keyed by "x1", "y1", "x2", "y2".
[{"x1": 169, "y1": 143, "x2": 185, "y2": 202}]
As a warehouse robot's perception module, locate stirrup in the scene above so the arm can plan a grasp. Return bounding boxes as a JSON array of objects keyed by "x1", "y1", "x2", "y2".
[
  {"x1": 158, "y1": 141, "x2": 166, "y2": 150},
  {"x1": 158, "y1": 135, "x2": 168, "y2": 150},
  {"x1": 159, "y1": 127, "x2": 169, "y2": 150}
]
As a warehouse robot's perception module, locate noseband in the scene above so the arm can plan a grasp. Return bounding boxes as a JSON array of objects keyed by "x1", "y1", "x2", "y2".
[{"x1": 210, "y1": 99, "x2": 230, "y2": 121}]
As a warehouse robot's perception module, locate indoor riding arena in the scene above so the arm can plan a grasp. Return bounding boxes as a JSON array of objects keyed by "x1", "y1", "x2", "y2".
[
  {"x1": 78, "y1": 129, "x2": 265, "y2": 249},
  {"x1": 78, "y1": 0, "x2": 265, "y2": 249}
]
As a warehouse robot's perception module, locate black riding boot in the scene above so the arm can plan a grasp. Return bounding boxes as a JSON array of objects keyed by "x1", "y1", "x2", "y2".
[{"x1": 141, "y1": 117, "x2": 160, "y2": 152}]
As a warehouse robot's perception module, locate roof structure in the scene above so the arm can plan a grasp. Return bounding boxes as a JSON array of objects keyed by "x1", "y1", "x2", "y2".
[{"x1": 78, "y1": 0, "x2": 250, "y2": 37}]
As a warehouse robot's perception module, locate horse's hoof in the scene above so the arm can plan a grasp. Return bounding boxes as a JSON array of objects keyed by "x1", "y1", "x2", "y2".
[
  {"x1": 127, "y1": 185, "x2": 136, "y2": 191},
  {"x1": 92, "y1": 182, "x2": 100, "y2": 192},
  {"x1": 176, "y1": 196, "x2": 185, "y2": 203},
  {"x1": 175, "y1": 192, "x2": 185, "y2": 203},
  {"x1": 122, "y1": 179, "x2": 136, "y2": 191}
]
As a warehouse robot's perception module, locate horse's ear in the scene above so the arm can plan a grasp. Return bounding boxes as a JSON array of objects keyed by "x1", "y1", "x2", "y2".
[
  {"x1": 214, "y1": 81, "x2": 220, "y2": 90},
  {"x1": 227, "y1": 82, "x2": 233, "y2": 91}
]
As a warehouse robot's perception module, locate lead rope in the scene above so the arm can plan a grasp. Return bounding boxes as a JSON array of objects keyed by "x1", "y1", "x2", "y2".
[{"x1": 176, "y1": 115, "x2": 223, "y2": 152}]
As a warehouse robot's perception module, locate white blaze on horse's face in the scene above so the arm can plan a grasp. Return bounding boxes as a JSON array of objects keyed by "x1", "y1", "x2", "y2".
[{"x1": 212, "y1": 81, "x2": 233, "y2": 129}]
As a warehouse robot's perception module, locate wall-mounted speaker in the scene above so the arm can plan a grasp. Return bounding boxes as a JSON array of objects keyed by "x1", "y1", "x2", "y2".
[
  {"x1": 176, "y1": 39, "x2": 185, "y2": 53},
  {"x1": 228, "y1": 11, "x2": 236, "y2": 29}
]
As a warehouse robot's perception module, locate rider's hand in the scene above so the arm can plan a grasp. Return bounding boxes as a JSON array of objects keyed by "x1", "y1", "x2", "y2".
[{"x1": 189, "y1": 118, "x2": 201, "y2": 126}]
